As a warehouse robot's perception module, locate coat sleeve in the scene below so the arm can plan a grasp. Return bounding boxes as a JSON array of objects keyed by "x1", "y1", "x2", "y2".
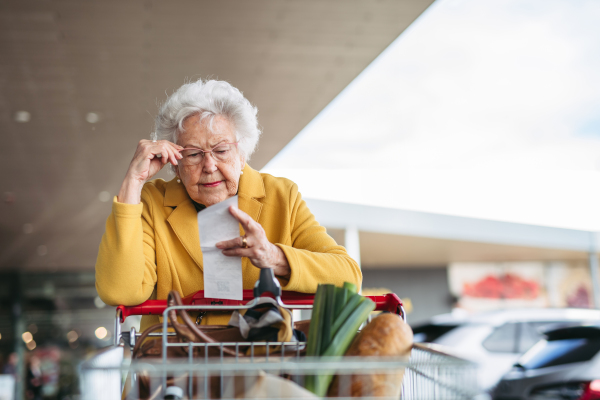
[
  {"x1": 95, "y1": 188, "x2": 158, "y2": 306},
  {"x1": 275, "y1": 183, "x2": 362, "y2": 293}
]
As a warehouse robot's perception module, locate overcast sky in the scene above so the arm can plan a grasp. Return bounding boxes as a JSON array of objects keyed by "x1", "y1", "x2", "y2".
[{"x1": 263, "y1": 0, "x2": 600, "y2": 231}]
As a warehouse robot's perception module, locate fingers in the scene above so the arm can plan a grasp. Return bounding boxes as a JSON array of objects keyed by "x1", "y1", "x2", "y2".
[
  {"x1": 220, "y1": 240, "x2": 276, "y2": 271},
  {"x1": 228, "y1": 206, "x2": 255, "y2": 232},
  {"x1": 147, "y1": 140, "x2": 183, "y2": 166},
  {"x1": 221, "y1": 247, "x2": 254, "y2": 257},
  {"x1": 216, "y1": 208, "x2": 273, "y2": 268},
  {"x1": 216, "y1": 208, "x2": 261, "y2": 250},
  {"x1": 163, "y1": 141, "x2": 183, "y2": 165},
  {"x1": 169, "y1": 146, "x2": 182, "y2": 165},
  {"x1": 127, "y1": 140, "x2": 184, "y2": 184},
  {"x1": 216, "y1": 237, "x2": 245, "y2": 250},
  {"x1": 159, "y1": 144, "x2": 174, "y2": 166}
]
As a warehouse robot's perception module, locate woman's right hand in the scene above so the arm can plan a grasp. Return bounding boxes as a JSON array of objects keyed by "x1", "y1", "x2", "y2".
[{"x1": 117, "y1": 139, "x2": 184, "y2": 204}]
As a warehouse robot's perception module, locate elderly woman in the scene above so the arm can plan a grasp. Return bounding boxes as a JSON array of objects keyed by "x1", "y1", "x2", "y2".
[{"x1": 95, "y1": 79, "x2": 361, "y2": 331}]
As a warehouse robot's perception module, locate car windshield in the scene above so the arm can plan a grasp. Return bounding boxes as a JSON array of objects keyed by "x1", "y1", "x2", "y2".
[{"x1": 518, "y1": 338, "x2": 600, "y2": 370}]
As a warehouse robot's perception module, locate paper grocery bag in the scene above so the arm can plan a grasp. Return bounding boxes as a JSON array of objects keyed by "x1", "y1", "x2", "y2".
[{"x1": 222, "y1": 371, "x2": 317, "y2": 399}]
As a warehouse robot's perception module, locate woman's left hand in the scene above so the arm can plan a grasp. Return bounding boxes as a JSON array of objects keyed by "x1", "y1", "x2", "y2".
[{"x1": 216, "y1": 206, "x2": 291, "y2": 278}]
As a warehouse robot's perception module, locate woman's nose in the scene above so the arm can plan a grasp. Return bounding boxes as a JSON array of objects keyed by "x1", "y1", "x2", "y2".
[{"x1": 202, "y1": 153, "x2": 218, "y2": 173}]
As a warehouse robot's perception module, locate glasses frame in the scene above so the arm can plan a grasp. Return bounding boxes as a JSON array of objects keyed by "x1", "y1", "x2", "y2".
[{"x1": 179, "y1": 142, "x2": 239, "y2": 165}]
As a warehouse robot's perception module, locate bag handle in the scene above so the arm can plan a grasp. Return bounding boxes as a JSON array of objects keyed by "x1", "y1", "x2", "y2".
[
  {"x1": 131, "y1": 322, "x2": 170, "y2": 358},
  {"x1": 167, "y1": 290, "x2": 240, "y2": 357}
]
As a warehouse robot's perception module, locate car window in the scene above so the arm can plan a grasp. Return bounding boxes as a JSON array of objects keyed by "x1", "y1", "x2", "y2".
[
  {"x1": 412, "y1": 324, "x2": 460, "y2": 343},
  {"x1": 483, "y1": 322, "x2": 518, "y2": 353},
  {"x1": 519, "y1": 322, "x2": 553, "y2": 353},
  {"x1": 519, "y1": 338, "x2": 600, "y2": 369},
  {"x1": 519, "y1": 321, "x2": 589, "y2": 353}
]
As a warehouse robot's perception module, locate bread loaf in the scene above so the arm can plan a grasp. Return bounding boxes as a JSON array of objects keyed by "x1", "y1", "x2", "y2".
[{"x1": 327, "y1": 312, "x2": 413, "y2": 398}]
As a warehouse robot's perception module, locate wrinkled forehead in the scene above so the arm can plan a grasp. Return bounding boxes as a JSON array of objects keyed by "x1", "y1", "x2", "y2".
[{"x1": 178, "y1": 114, "x2": 236, "y2": 145}]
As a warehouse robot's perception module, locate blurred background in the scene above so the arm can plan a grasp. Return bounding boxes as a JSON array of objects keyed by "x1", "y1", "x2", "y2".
[{"x1": 2, "y1": 0, "x2": 600, "y2": 398}]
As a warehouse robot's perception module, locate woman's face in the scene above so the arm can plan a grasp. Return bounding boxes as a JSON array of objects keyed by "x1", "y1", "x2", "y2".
[{"x1": 175, "y1": 114, "x2": 244, "y2": 207}]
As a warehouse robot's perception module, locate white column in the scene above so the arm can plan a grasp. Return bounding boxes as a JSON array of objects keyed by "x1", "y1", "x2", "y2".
[
  {"x1": 589, "y1": 232, "x2": 600, "y2": 308},
  {"x1": 345, "y1": 225, "x2": 361, "y2": 270}
]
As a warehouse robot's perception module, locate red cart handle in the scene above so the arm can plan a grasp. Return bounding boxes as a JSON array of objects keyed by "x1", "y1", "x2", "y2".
[{"x1": 116, "y1": 290, "x2": 404, "y2": 323}]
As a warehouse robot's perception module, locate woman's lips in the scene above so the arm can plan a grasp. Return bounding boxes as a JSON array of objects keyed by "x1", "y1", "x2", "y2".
[{"x1": 202, "y1": 181, "x2": 222, "y2": 188}]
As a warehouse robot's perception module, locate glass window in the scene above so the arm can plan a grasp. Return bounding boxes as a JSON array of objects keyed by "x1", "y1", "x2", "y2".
[
  {"x1": 519, "y1": 338, "x2": 600, "y2": 370},
  {"x1": 483, "y1": 323, "x2": 518, "y2": 353},
  {"x1": 519, "y1": 321, "x2": 591, "y2": 353},
  {"x1": 412, "y1": 324, "x2": 459, "y2": 343},
  {"x1": 519, "y1": 322, "x2": 554, "y2": 353}
]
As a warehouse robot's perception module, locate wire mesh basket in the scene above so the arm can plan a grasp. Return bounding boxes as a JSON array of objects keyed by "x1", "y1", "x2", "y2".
[
  {"x1": 80, "y1": 342, "x2": 479, "y2": 400},
  {"x1": 81, "y1": 271, "x2": 480, "y2": 399}
]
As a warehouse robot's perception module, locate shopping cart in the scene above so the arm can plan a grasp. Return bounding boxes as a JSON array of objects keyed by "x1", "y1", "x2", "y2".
[{"x1": 81, "y1": 269, "x2": 480, "y2": 399}]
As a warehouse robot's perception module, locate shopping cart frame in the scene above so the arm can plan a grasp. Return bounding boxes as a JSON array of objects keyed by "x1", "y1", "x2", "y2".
[
  {"x1": 114, "y1": 269, "x2": 406, "y2": 348},
  {"x1": 84, "y1": 270, "x2": 480, "y2": 399}
]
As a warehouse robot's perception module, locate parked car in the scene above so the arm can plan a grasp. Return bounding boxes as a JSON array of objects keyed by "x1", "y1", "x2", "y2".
[
  {"x1": 412, "y1": 308, "x2": 600, "y2": 391},
  {"x1": 492, "y1": 323, "x2": 600, "y2": 400}
]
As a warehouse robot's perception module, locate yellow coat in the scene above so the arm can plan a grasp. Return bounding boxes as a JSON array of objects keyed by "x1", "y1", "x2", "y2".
[{"x1": 95, "y1": 164, "x2": 361, "y2": 331}]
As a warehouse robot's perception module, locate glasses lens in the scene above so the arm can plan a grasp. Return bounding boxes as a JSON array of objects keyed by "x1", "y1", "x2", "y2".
[
  {"x1": 181, "y1": 149, "x2": 204, "y2": 165},
  {"x1": 211, "y1": 144, "x2": 234, "y2": 161}
]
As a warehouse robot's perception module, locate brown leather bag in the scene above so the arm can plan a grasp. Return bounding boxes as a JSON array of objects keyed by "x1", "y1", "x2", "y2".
[{"x1": 126, "y1": 290, "x2": 309, "y2": 399}]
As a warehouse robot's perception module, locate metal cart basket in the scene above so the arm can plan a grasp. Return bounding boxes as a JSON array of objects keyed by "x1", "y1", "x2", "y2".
[{"x1": 81, "y1": 270, "x2": 480, "y2": 400}]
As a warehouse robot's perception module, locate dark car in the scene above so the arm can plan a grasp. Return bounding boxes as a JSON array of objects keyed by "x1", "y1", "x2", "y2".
[{"x1": 492, "y1": 323, "x2": 600, "y2": 400}]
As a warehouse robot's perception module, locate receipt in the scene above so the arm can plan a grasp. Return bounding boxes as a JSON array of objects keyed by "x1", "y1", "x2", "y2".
[{"x1": 197, "y1": 195, "x2": 243, "y2": 300}]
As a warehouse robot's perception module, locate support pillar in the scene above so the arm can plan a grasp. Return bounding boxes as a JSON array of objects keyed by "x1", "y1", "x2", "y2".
[
  {"x1": 589, "y1": 233, "x2": 600, "y2": 309},
  {"x1": 345, "y1": 224, "x2": 361, "y2": 270}
]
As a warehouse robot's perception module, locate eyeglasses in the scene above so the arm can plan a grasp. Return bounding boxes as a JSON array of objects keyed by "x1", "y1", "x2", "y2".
[{"x1": 179, "y1": 142, "x2": 239, "y2": 166}]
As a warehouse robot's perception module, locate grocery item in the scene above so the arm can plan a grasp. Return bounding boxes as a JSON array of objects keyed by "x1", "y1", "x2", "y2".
[
  {"x1": 304, "y1": 283, "x2": 375, "y2": 396},
  {"x1": 328, "y1": 312, "x2": 413, "y2": 398},
  {"x1": 223, "y1": 371, "x2": 318, "y2": 399}
]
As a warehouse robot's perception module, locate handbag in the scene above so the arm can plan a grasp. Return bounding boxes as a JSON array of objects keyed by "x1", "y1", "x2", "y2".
[{"x1": 126, "y1": 290, "x2": 310, "y2": 399}]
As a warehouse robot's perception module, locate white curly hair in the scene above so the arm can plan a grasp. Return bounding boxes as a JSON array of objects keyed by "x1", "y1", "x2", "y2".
[{"x1": 154, "y1": 79, "x2": 261, "y2": 163}]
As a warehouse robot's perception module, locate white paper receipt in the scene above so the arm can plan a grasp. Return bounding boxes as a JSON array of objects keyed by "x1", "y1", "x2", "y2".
[{"x1": 197, "y1": 195, "x2": 243, "y2": 300}]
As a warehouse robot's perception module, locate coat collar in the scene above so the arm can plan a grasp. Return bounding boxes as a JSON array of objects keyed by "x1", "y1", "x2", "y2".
[{"x1": 163, "y1": 164, "x2": 264, "y2": 270}]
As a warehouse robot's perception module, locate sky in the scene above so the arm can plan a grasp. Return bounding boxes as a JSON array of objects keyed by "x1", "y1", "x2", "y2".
[{"x1": 262, "y1": 0, "x2": 600, "y2": 231}]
